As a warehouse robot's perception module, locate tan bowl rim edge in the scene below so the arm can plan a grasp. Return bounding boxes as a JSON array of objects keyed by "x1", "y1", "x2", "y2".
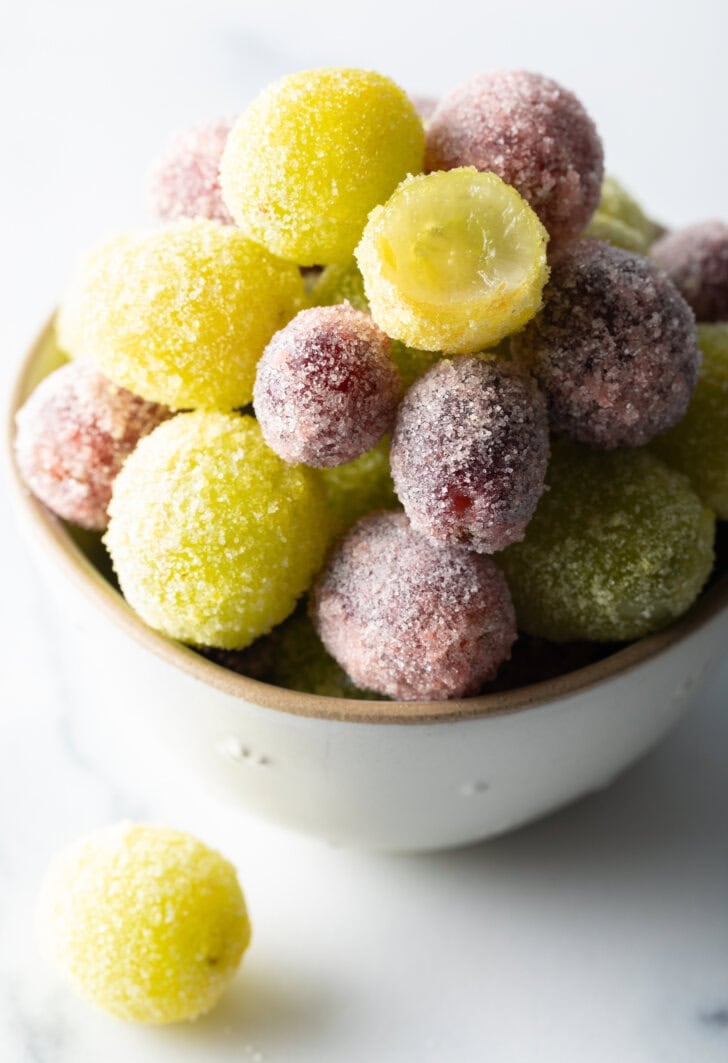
[{"x1": 6, "y1": 314, "x2": 728, "y2": 726}]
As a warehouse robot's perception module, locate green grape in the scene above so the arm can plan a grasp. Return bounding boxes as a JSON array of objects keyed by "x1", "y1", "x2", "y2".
[
  {"x1": 58, "y1": 221, "x2": 304, "y2": 410},
  {"x1": 584, "y1": 175, "x2": 664, "y2": 249},
  {"x1": 582, "y1": 211, "x2": 650, "y2": 254},
  {"x1": 312, "y1": 260, "x2": 369, "y2": 312},
  {"x1": 220, "y1": 68, "x2": 424, "y2": 265},
  {"x1": 37, "y1": 824, "x2": 250, "y2": 1024},
  {"x1": 651, "y1": 323, "x2": 728, "y2": 518},
  {"x1": 322, "y1": 435, "x2": 399, "y2": 539},
  {"x1": 105, "y1": 412, "x2": 328, "y2": 649},
  {"x1": 500, "y1": 441, "x2": 714, "y2": 642},
  {"x1": 356, "y1": 168, "x2": 549, "y2": 354},
  {"x1": 262, "y1": 608, "x2": 386, "y2": 699}
]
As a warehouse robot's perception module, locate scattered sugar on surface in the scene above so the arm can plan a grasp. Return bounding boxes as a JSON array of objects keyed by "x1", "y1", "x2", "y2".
[{"x1": 311, "y1": 511, "x2": 517, "y2": 701}]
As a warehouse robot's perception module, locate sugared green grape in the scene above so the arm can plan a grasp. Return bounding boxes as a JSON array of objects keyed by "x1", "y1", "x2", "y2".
[
  {"x1": 37, "y1": 823, "x2": 250, "y2": 1024},
  {"x1": 356, "y1": 168, "x2": 549, "y2": 354},
  {"x1": 105, "y1": 412, "x2": 328, "y2": 649},
  {"x1": 220, "y1": 68, "x2": 424, "y2": 265},
  {"x1": 651, "y1": 323, "x2": 728, "y2": 518},
  {"x1": 582, "y1": 212, "x2": 650, "y2": 254},
  {"x1": 583, "y1": 175, "x2": 663, "y2": 251},
  {"x1": 312, "y1": 260, "x2": 370, "y2": 312},
  {"x1": 58, "y1": 220, "x2": 304, "y2": 410},
  {"x1": 262, "y1": 608, "x2": 385, "y2": 699},
  {"x1": 500, "y1": 442, "x2": 714, "y2": 642},
  {"x1": 322, "y1": 435, "x2": 399, "y2": 539},
  {"x1": 597, "y1": 176, "x2": 665, "y2": 243}
]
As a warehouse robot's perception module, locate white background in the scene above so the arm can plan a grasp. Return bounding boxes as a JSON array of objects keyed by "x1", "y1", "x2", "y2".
[{"x1": 1, "y1": 2, "x2": 728, "y2": 1060}]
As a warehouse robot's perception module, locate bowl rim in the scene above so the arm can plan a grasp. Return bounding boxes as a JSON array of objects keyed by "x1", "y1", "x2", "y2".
[{"x1": 6, "y1": 315, "x2": 728, "y2": 726}]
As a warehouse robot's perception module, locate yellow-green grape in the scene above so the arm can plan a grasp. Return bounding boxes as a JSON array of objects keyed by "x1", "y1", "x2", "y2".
[
  {"x1": 263, "y1": 607, "x2": 385, "y2": 699},
  {"x1": 356, "y1": 168, "x2": 549, "y2": 354},
  {"x1": 312, "y1": 260, "x2": 370, "y2": 312},
  {"x1": 58, "y1": 220, "x2": 305, "y2": 410},
  {"x1": 322, "y1": 435, "x2": 399, "y2": 539},
  {"x1": 220, "y1": 68, "x2": 424, "y2": 265},
  {"x1": 312, "y1": 260, "x2": 440, "y2": 385},
  {"x1": 583, "y1": 175, "x2": 664, "y2": 250},
  {"x1": 582, "y1": 212, "x2": 650, "y2": 254},
  {"x1": 37, "y1": 824, "x2": 250, "y2": 1024},
  {"x1": 105, "y1": 412, "x2": 328, "y2": 649},
  {"x1": 500, "y1": 441, "x2": 714, "y2": 642},
  {"x1": 651, "y1": 323, "x2": 728, "y2": 517}
]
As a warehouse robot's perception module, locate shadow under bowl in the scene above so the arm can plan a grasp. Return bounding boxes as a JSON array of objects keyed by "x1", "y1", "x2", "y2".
[{"x1": 6, "y1": 318, "x2": 728, "y2": 850}]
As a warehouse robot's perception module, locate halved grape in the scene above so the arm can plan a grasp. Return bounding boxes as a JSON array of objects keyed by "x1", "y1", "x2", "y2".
[{"x1": 356, "y1": 168, "x2": 549, "y2": 354}]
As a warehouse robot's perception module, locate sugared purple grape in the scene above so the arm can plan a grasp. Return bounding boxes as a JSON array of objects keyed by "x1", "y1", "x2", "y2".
[
  {"x1": 148, "y1": 120, "x2": 234, "y2": 225},
  {"x1": 512, "y1": 240, "x2": 700, "y2": 449},
  {"x1": 426, "y1": 70, "x2": 604, "y2": 245},
  {"x1": 651, "y1": 221, "x2": 728, "y2": 322},
  {"x1": 390, "y1": 357, "x2": 549, "y2": 554},
  {"x1": 311, "y1": 511, "x2": 517, "y2": 701},
  {"x1": 254, "y1": 305, "x2": 402, "y2": 467},
  {"x1": 15, "y1": 360, "x2": 169, "y2": 530}
]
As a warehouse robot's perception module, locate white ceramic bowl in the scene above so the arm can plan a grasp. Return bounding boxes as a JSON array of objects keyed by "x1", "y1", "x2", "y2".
[{"x1": 7, "y1": 319, "x2": 728, "y2": 851}]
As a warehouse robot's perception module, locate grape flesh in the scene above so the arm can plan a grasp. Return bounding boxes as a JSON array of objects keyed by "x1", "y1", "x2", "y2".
[{"x1": 356, "y1": 168, "x2": 549, "y2": 354}]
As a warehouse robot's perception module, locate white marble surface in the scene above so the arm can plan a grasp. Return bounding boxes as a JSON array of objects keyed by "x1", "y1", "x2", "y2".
[{"x1": 2, "y1": 2, "x2": 728, "y2": 1060}]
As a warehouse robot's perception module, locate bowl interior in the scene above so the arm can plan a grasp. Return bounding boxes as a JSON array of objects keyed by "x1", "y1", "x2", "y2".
[{"x1": 6, "y1": 318, "x2": 728, "y2": 725}]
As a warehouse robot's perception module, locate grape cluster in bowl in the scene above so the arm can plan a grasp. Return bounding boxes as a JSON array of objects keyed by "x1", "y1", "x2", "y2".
[{"x1": 14, "y1": 67, "x2": 728, "y2": 702}]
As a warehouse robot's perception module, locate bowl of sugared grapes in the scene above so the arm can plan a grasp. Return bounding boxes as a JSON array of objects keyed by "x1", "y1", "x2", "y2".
[{"x1": 9, "y1": 66, "x2": 728, "y2": 850}]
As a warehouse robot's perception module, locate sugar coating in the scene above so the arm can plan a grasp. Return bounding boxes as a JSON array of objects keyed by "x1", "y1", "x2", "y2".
[
  {"x1": 311, "y1": 511, "x2": 517, "y2": 701},
  {"x1": 220, "y1": 68, "x2": 425, "y2": 265},
  {"x1": 356, "y1": 168, "x2": 549, "y2": 354},
  {"x1": 312, "y1": 260, "x2": 370, "y2": 313},
  {"x1": 206, "y1": 607, "x2": 385, "y2": 699},
  {"x1": 148, "y1": 120, "x2": 234, "y2": 225},
  {"x1": 58, "y1": 220, "x2": 305, "y2": 411},
  {"x1": 512, "y1": 240, "x2": 700, "y2": 449},
  {"x1": 426, "y1": 70, "x2": 604, "y2": 244},
  {"x1": 37, "y1": 823, "x2": 250, "y2": 1024},
  {"x1": 15, "y1": 360, "x2": 169, "y2": 530},
  {"x1": 322, "y1": 435, "x2": 399, "y2": 539},
  {"x1": 254, "y1": 305, "x2": 402, "y2": 467},
  {"x1": 500, "y1": 441, "x2": 715, "y2": 642},
  {"x1": 651, "y1": 221, "x2": 728, "y2": 322},
  {"x1": 583, "y1": 212, "x2": 650, "y2": 255},
  {"x1": 391, "y1": 357, "x2": 549, "y2": 554},
  {"x1": 651, "y1": 323, "x2": 728, "y2": 518},
  {"x1": 104, "y1": 412, "x2": 328, "y2": 649},
  {"x1": 312, "y1": 259, "x2": 441, "y2": 386},
  {"x1": 589, "y1": 175, "x2": 665, "y2": 247}
]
